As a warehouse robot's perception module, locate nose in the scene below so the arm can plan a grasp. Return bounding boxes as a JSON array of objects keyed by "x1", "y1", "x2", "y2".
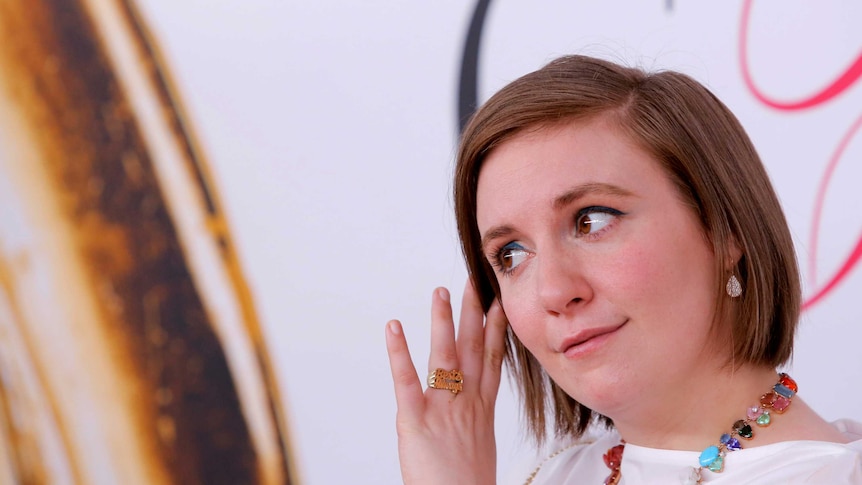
[{"x1": 535, "y1": 247, "x2": 593, "y2": 316}]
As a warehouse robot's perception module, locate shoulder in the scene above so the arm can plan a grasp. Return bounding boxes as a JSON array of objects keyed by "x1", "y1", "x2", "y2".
[
  {"x1": 720, "y1": 419, "x2": 862, "y2": 483},
  {"x1": 833, "y1": 418, "x2": 862, "y2": 443}
]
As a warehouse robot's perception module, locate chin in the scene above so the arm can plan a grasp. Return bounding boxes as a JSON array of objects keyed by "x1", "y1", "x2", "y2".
[{"x1": 553, "y1": 372, "x2": 632, "y2": 417}]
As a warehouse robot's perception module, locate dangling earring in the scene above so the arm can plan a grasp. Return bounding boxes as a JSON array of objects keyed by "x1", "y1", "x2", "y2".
[{"x1": 726, "y1": 274, "x2": 742, "y2": 298}]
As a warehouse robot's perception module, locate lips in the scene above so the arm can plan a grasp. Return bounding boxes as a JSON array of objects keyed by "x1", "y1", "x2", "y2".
[{"x1": 557, "y1": 320, "x2": 627, "y2": 355}]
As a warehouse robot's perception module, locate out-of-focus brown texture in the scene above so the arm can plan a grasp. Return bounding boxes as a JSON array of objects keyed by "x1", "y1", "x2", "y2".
[{"x1": 0, "y1": 0, "x2": 296, "y2": 484}]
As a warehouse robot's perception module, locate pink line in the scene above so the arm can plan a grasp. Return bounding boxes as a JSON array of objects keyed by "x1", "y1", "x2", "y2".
[
  {"x1": 807, "y1": 113, "x2": 862, "y2": 284},
  {"x1": 739, "y1": 0, "x2": 862, "y2": 111},
  {"x1": 803, "y1": 234, "x2": 862, "y2": 311}
]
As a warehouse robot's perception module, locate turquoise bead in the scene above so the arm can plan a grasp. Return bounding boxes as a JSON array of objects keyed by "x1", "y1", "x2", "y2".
[{"x1": 699, "y1": 445, "x2": 720, "y2": 467}]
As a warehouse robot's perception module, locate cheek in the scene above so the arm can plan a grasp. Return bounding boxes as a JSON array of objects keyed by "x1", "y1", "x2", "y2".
[
  {"x1": 608, "y1": 235, "x2": 717, "y2": 326},
  {"x1": 499, "y1": 286, "x2": 545, "y2": 348},
  {"x1": 604, "y1": 246, "x2": 668, "y2": 301},
  {"x1": 574, "y1": 229, "x2": 663, "y2": 299}
]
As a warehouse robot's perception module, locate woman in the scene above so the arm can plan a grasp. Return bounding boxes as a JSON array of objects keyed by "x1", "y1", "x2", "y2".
[{"x1": 385, "y1": 55, "x2": 862, "y2": 484}]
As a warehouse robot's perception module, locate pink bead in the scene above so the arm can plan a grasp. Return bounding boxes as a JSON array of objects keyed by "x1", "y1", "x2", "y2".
[
  {"x1": 746, "y1": 405, "x2": 761, "y2": 420},
  {"x1": 772, "y1": 396, "x2": 791, "y2": 413}
]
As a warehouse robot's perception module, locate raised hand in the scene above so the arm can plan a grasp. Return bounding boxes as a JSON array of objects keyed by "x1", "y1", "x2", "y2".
[{"x1": 386, "y1": 282, "x2": 507, "y2": 485}]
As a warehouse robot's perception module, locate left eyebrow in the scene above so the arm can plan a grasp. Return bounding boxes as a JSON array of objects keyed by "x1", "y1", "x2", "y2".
[{"x1": 552, "y1": 183, "x2": 634, "y2": 210}]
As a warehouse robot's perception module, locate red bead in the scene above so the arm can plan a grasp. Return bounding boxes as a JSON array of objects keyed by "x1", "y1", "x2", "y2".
[
  {"x1": 760, "y1": 391, "x2": 777, "y2": 408},
  {"x1": 603, "y1": 444, "x2": 624, "y2": 485},
  {"x1": 779, "y1": 373, "x2": 798, "y2": 393},
  {"x1": 603, "y1": 444, "x2": 624, "y2": 469}
]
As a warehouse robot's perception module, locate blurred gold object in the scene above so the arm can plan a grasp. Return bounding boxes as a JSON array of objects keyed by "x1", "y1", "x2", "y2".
[{"x1": 0, "y1": 0, "x2": 297, "y2": 483}]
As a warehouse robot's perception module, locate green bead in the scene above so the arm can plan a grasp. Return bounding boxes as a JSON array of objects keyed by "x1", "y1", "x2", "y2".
[
  {"x1": 708, "y1": 455, "x2": 724, "y2": 472},
  {"x1": 738, "y1": 424, "x2": 753, "y2": 439},
  {"x1": 756, "y1": 412, "x2": 771, "y2": 427}
]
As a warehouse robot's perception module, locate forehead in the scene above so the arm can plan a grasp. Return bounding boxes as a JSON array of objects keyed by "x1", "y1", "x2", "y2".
[{"x1": 475, "y1": 119, "x2": 665, "y2": 222}]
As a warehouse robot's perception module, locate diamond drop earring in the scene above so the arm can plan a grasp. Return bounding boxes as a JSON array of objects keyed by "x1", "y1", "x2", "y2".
[{"x1": 726, "y1": 274, "x2": 742, "y2": 298}]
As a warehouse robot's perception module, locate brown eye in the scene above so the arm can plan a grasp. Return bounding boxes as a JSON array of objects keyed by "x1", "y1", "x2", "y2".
[
  {"x1": 576, "y1": 214, "x2": 593, "y2": 235},
  {"x1": 575, "y1": 209, "x2": 619, "y2": 237},
  {"x1": 501, "y1": 253, "x2": 514, "y2": 271},
  {"x1": 496, "y1": 243, "x2": 529, "y2": 273}
]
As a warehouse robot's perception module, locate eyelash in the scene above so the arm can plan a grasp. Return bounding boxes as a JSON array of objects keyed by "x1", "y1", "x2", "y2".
[
  {"x1": 488, "y1": 241, "x2": 527, "y2": 277},
  {"x1": 488, "y1": 205, "x2": 624, "y2": 276}
]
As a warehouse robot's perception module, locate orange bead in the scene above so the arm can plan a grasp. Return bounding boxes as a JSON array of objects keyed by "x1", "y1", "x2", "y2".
[{"x1": 779, "y1": 373, "x2": 798, "y2": 393}]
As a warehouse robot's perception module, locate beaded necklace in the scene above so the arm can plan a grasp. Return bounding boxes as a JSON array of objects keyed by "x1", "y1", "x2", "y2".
[{"x1": 602, "y1": 373, "x2": 797, "y2": 484}]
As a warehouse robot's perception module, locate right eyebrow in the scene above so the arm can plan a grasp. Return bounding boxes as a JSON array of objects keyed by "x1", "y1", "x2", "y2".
[
  {"x1": 552, "y1": 182, "x2": 634, "y2": 211},
  {"x1": 480, "y1": 225, "x2": 516, "y2": 253}
]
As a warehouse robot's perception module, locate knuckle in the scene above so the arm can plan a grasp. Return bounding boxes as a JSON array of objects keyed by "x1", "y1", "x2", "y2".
[
  {"x1": 437, "y1": 347, "x2": 459, "y2": 363},
  {"x1": 468, "y1": 339, "x2": 484, "y2": 355},
  {"x1": 486, "y1": 347, "x2": 505, "y2": 369},
  {"x1": 395, "y1": 370, "x2": 415, "y2": 386}
]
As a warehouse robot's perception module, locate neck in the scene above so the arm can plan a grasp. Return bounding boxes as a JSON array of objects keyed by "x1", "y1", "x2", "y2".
[{"x1": 611, "y1": 364, "x2": 780, "y2": 450}]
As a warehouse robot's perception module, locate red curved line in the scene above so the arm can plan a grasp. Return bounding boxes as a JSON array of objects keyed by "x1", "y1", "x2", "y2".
[
  {"x1": 803, "y1": 234, "x2": 862, "y2": 311},
  {"x1": 807, "y1": 113, "x2": 862, "y2": 284},
  {"x1": 739, "y1": 0, "x2": 862, "y2": 111}
]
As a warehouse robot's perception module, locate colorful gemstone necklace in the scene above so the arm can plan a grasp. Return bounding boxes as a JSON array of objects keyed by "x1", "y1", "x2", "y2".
[{"x1": 602, "y1": 373, "x2": 797, "y2": 485}]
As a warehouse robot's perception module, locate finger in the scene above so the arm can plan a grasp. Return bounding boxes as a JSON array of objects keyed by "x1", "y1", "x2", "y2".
[
  {"x1": 480, "y1": 299, "x2": 508, "y2": 400},
  {"x1": 428, "y1": 287, "x2": 458, "y2": 372},
  {"x1": 456, "y1": 279, "x2": 486, "y2": 385},
  {"x1": 385, "y1": 319, "x2": 424, "y2": 422}
]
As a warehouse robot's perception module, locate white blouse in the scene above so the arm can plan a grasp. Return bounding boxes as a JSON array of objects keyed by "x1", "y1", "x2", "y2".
[{"x1": 517, "y1": 419, "x2": 862, "y2": 484}]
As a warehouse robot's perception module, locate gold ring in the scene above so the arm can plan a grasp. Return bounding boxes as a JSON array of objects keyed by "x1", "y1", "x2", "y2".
[{"x1": 427, "y1": 368, "x2": 463, "y2": 395}]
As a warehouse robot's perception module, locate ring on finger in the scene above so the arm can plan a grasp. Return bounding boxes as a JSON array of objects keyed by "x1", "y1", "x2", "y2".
[{"x1": 427, "y1": 368, "x2": 463, "y2": 395}]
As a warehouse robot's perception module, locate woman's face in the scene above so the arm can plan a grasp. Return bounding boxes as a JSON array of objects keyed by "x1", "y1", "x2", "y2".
[{"x1": 476, "y1": 118, "x2": 723, "y2": 416}]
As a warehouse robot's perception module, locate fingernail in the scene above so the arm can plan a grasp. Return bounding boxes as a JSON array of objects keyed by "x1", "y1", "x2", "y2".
[
  {"x1": 437, "y1": 287, "x2": 450, "y2": 302},
  {"x1": 387, "y1": 320, "x2": 402, "y2": 335}
]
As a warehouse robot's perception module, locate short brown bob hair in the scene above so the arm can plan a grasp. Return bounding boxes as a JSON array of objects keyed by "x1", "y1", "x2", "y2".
[{"x1": 454, "y1": 55, "x2": 800, "y2": 443}]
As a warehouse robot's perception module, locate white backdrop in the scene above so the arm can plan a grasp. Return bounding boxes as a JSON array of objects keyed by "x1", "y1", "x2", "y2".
[{"x1": 135, "y1": 1, "x2": 862, "y2": 483}]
